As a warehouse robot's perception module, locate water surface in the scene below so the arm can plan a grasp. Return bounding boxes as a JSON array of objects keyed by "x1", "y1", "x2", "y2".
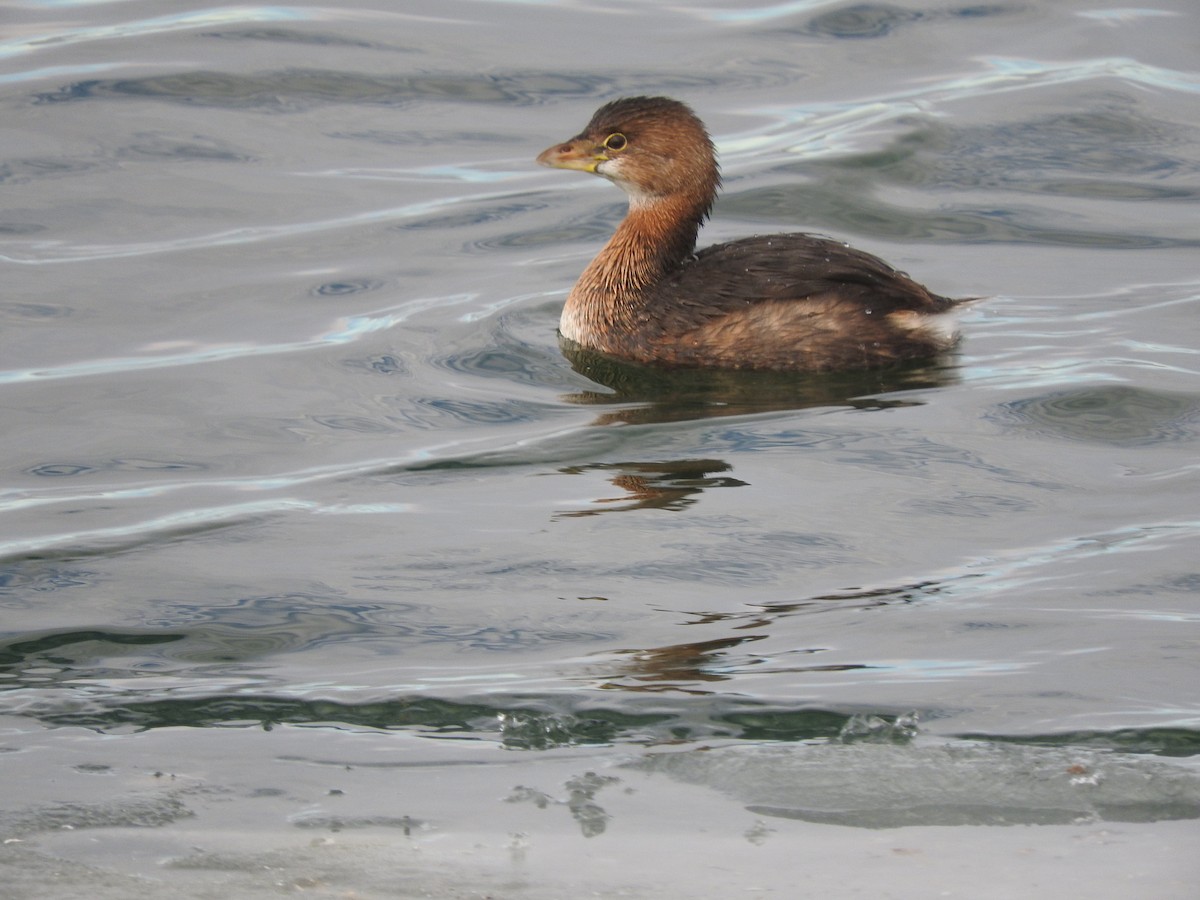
[{"x1": 2, "y1": 1, "x2": 1199, "y2": 897}]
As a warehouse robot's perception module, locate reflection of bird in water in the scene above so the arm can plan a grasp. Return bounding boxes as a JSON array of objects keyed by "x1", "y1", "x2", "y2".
[
  {"x1": 538, "y1": 96, "x2": 971, "y2": 372},
  {"x1": 610, "y1": 635, "x2": 768, "y2": 689},
  {"x1": 555, "y1": 460, "x2": 746, "y2": 517},
  {"x1": 560, "y1": 341, "x2": 952, "y2": 426},
  {"x1": 598, "y1": 581, "x2": 950, "y2": 693}
]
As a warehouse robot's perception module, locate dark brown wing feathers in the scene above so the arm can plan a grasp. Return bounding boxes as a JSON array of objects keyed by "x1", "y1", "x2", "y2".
[
  {"x1": 632, "y1": 233, "x2": 960, "y2": 370},
  {"x1": 669, "y1": 233, "x2": 953, "y2": 315}
]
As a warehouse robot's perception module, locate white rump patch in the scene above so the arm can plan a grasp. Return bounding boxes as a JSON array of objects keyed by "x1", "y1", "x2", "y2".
[{"x1": 888, "y1": 309, "x2": 961, "y2": 348}]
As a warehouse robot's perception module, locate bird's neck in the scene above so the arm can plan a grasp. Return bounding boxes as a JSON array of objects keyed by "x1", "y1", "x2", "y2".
[{"x1": 561, "y1": 192, "x2": 710, "y2": 347}]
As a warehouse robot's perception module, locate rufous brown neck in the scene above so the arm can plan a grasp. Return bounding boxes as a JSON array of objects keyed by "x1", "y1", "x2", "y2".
[{"x1": 560, "y1": 191, "x2": 711, "y2": 348}]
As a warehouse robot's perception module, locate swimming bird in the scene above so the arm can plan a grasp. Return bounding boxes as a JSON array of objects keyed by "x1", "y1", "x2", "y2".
[{"x1": 537, "y1": 96, "x2": 967, "y2": 371}]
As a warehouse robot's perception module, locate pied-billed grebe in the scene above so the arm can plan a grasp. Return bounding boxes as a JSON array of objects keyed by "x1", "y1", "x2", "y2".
[{"x1": 537, "y1": 96, "x2": 968, "y2": 372}]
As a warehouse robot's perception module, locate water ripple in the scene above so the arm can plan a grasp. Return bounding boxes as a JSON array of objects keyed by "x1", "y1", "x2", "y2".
[
  {"x1": 724, "y1": 56, "x2": 1200, "y2": 162},
  {"x1": 0, "y1": 294, "x2": 475, "y2": 384},
  {"x1": 990, "y1": 385, "x2": 1200, "y2": 447},
  {"x1": 0, "y1": 6, "x2": 315, "y2": 61},
  {"x1": 30, "y1": 69, "x2": 603, "y2": 110},
  {"x1": 0, "y1": 419, "x2": 600, "y2": 547},
  {"x1": 0, "y1": 187, "x2": 527, "y2": 263},
  {"x1": 0, "y1": 497, "x2": 414, "y2": 562}
]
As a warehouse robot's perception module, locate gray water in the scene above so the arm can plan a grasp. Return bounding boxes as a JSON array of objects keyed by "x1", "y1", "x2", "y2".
[{"x1": 2, "y1": 1, "x2": 1199, "y2": 897}]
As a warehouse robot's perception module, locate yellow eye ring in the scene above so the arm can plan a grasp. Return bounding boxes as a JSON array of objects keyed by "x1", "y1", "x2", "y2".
[{"x1": 603, "y1": 133, "x2": 628, "y2": 152}]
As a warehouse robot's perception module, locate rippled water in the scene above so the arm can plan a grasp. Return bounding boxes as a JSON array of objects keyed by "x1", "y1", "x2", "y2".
[{"x1": 2, "y1": 1, "x2": 1199, "y2": 897}]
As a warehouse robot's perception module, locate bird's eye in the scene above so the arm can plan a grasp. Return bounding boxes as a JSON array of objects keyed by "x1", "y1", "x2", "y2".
[{"x1": 603, "y1": 133, "x2": 628, "y2": 152}]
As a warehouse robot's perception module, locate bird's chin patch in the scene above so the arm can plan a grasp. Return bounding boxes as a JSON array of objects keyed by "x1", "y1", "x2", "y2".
[
  {"x1": 595, "y1": 156, "x2": 641, "y2": 190},
  {"x1": 593, "y1": 157, "x2": 621, "y2": 179},
  {"x1": 596, "y1": 160, "x2": 659, "y2": 208}
]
